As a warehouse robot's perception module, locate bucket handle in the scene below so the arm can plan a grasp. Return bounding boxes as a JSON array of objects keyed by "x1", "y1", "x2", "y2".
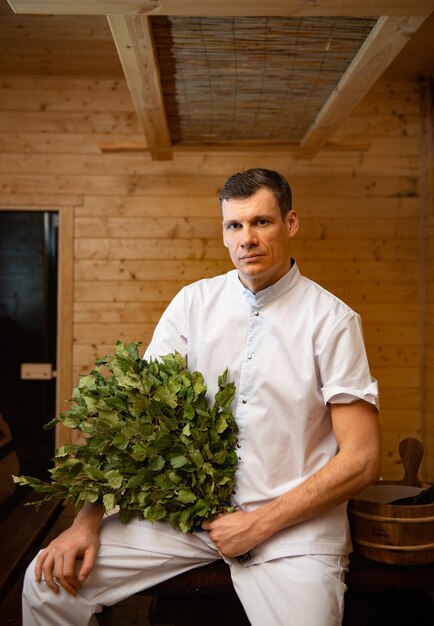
[{"x1": 398, "y1": 438, "x2": 423, "y2": 487}]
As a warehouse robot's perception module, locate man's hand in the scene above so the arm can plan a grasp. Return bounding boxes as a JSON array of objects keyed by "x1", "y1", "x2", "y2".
[
  {"x1": 202, "y1": 510, "x2": 264, "y2": 558},
  {"x1": 35, "y1": 503, "x2": 104, "y2": 595}
]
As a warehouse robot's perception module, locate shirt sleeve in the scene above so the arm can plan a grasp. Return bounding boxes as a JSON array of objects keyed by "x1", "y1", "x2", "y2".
[
  {"x1": 143, "y1": 288, "x2": 188, "y2": 362},
  {"x1": 318, "y1": 311, "x2": 379, "y2": 410}
]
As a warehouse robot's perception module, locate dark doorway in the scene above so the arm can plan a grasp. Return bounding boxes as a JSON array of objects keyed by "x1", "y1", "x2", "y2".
[{"x1": 0, "y1": 211, "x2": 58, "y2": 507}]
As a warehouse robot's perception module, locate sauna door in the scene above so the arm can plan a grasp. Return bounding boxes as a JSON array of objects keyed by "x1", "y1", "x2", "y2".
[{"x1": 0, "y1": 211, "x2": 58, "y2": 505}]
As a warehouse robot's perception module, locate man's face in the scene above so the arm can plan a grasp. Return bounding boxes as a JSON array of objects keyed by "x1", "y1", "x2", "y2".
[{"x1": 222, "y1": 187, "x2": 299, "y2": 294}]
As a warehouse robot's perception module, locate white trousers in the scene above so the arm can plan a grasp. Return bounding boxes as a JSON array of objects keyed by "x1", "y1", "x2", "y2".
[{"x1": 22, "y1": 513, "x2": 349, "y2": 626}]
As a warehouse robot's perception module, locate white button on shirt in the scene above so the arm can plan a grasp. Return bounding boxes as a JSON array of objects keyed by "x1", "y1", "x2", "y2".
[{"x1": 144, "y1": 261, "x2": 379, "y2": 565}]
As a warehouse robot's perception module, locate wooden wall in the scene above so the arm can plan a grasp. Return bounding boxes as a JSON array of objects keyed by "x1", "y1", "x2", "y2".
[
  {"x1": 0, "y1": 73, "x2": 430, "y2": 480},
  {"x1": 421, "y1": 78, "x2": 434, "y2": 478}
]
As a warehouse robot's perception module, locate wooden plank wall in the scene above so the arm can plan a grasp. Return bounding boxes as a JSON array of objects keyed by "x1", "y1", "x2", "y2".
[
  {"x1": 0, "y1": 74, "x2": 428, "y2": 480},
  {"x1": 427, "y1": 215, "x2": 434, "y2": 479},
  {"x1": 421, "y1": 78, "x2": 434, "y2": 479},
  {"x1": 426, "y1": 190, "x2": 433, "y2": 479}
]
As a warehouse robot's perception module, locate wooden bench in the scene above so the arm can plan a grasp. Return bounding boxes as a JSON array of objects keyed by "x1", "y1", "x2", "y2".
[
  {"x1": 0, "y1": 491, "x2": 65, "y2": 620},
  {"x1": 0, "y1": 492, "x2": 64, "y2": 602},
  {"x1": 141, "y1": 555, "x2": 434, "y2": 625},
  {"x1": 2, "y1": 498, "x2": 433, "y2": 625}
]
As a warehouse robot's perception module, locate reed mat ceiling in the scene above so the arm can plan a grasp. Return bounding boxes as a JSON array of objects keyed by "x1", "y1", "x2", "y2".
[
  {"x1": 152, "y1": 16, "x2": 376, "y2": 144},
  {"x1": 3, "y1": 1, "x2": 434, "y2": 160}
]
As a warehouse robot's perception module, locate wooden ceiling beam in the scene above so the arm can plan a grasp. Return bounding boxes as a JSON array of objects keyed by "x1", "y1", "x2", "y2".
[
  {"x1": 296, "y1": 15, "x2": 430, "y2": 160},
  {"x1": 7, "y1": 0, "x2": 434, "y2": 16},
  {"x1": 99, "y1": 140, "x2": 372, "y2": 154},
  {"x1": 107, "y1": 14, "x2": 172, "y2": 161}
]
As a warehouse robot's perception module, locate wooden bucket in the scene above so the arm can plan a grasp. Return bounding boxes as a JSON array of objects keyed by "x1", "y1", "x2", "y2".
[{"x1": 348, "y1": 438, "x2": 434, "y2": 565}]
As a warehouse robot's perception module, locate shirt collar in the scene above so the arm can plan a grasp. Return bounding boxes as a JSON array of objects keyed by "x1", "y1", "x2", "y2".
[{"x1": 232, "y1": 259, "x2": 302, "y2": 307}]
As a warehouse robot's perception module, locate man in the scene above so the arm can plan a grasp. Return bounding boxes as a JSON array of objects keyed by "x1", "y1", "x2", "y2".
[{"x1": 23, "y1": 168, "x2": 381, "y2": 626}]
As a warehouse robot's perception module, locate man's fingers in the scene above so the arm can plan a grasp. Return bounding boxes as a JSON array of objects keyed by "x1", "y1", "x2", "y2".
[
  {"x1": 35, "y1": 546, "x2": 82, "y2": 596},
  {"x1": 202, "y1": 512, "x2": 226, "y2": 531},
  {"x1": 41, "y1": 553, "x2": 60, "y2": 593},
  {"x1": 53, "y1": 574, "x2": 78, "y2": 596},
  {"x1": 34, "y1": 550, "x2": 47, "y2": 583},
  {"x1": 61, "y1": 552, "x2": 82, "y2": 592},
  {"x1": 53, "y1": 553, "x2": 83, "y2": 596},
  {"x1": 78, "y1": 545, "x2": 97, "y2": 584}
]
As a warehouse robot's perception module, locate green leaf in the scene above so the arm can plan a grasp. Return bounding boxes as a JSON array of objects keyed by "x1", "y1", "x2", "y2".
[
  {"x1": 119, "y1": 508, "x2": 131, "y2": 523},
  {"x1": 103, "y1": 493, "x2": 117, "y2": 512},
  {"x1": 178, "y1": 508, "x2": 193, "y2": 533},
  {"x1": 168, "y1": 470, "x2": 182, "y2": 484},
  {"x1": 112, "y1": 434, "x2": 129, "y2": 450},
  {"x1": 131, "y1": 444, "x2": 147, "y2": 462},
  {"x1": 83, "y1": 395, "x2": 98, "y2": 415},
  {"x1": 55, "y1": 445, "x2": 70, "y2": 458},
  {"x1": 154, "y1": 385, "x2": 178, "y2": 409},
  {"x1": 192, "y1": 371, "x2": 206, "y2": 397},
  {"x1": 214, "y1": 380, "x2": 236, "y2": 409},
  {"x1": 212, "y1": 449, "x2": 227, "y2": 465},
  {"x1": 43, "y1": 417, "x2": 58, "y2": 430},
  {"x1": 148, "y1": 455, "x2": 165, "y2": 472},
  {"x1": 183, "y1": 404, "x2": 195, "y2": 421},
  {"x1": 176, "y1": 489, "x2": 197, "y2": 504},
  {"x1": 144, "y1": 502, "x2": 167, "y2": 523},
  {"x1": 170, "y1": 454, "x2": 188, "y2": 469},
  {"x1": 105, "y1": 470, "x2": 123, "y2": 489},
  {"x1": 215, "y1": 414, "x2": 228, "y2": 434},
  {"x1": 192, "y1": 449, "x2": 204, "y2": 467},
  {"x1": 61, "y1": 415, "x2": 82, "y2": 429},
  {"x1": 79, "y1": 488, "x2": 99, "y2": 503},
  {"x1": 126, "y1": 341, "x2": 141, "y2": 362},
  {"x1": 104, "y1": 396, "x2": 126, "y2": 410},
  {"x1": 84, "y1": 465, "x2": 106, "y2": 481}
]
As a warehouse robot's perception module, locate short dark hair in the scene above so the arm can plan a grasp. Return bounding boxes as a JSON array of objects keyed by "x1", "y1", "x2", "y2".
[{"x1": 219, "y1": 168, "x2": 292, "y2": 219}]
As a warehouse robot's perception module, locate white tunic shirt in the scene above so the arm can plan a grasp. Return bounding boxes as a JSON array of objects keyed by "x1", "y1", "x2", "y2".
[{"x1": 144, "y1": 261, "x2": 379, "y2": 564}]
